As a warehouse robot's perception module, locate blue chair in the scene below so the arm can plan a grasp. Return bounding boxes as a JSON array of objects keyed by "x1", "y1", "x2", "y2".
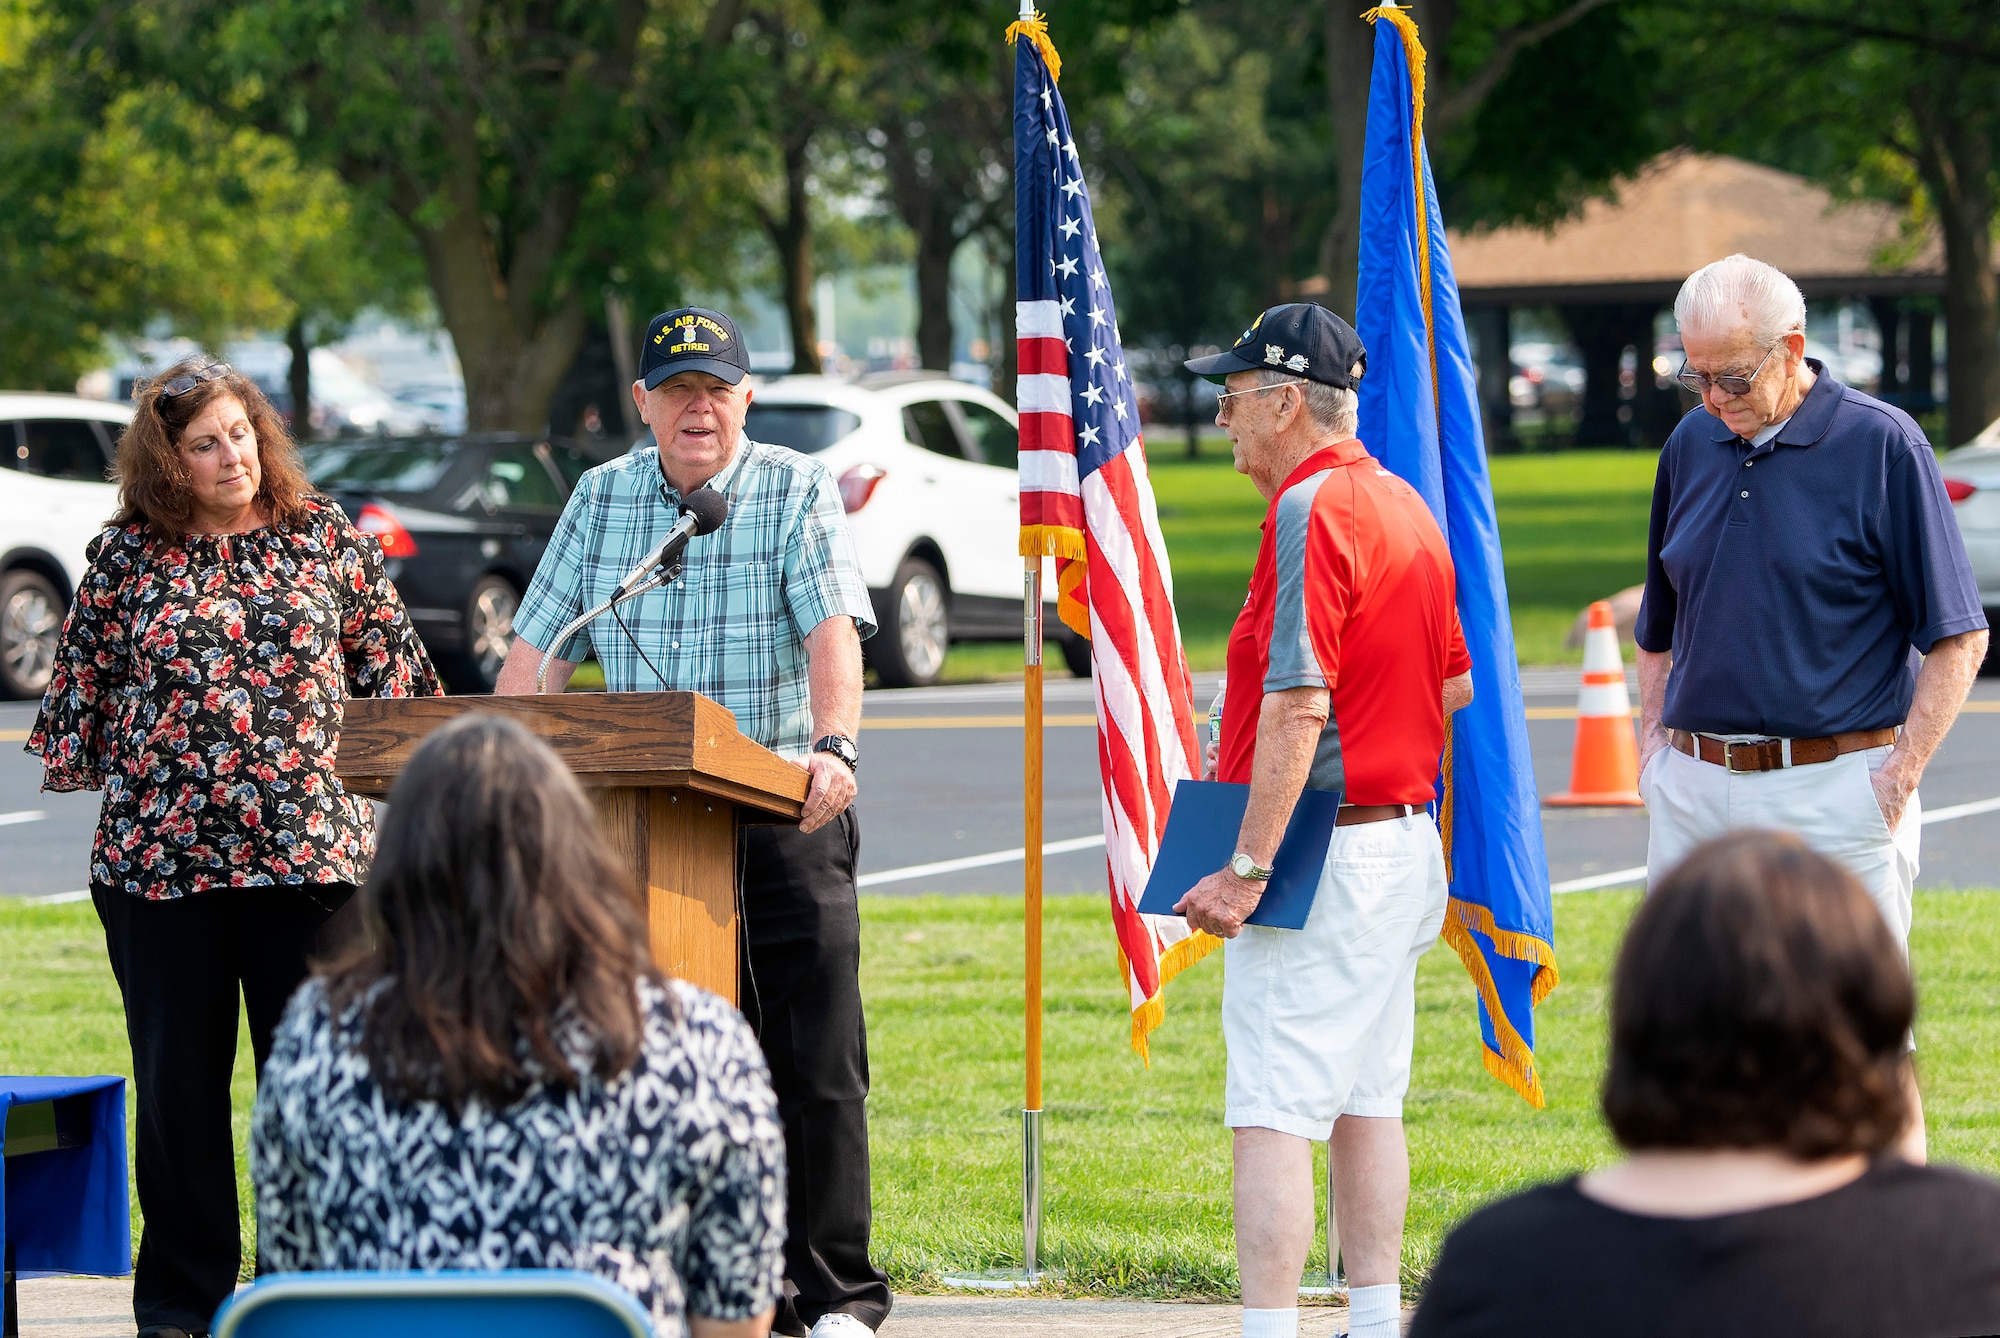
[{"x1": 211, "y1": 1270, "x2": 656, "y2": 1338}]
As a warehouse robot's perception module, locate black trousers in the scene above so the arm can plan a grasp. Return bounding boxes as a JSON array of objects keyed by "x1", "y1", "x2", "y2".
[
  {"x1": 93, "y1": 884, "x2": 354, "y2": 1335},
  {"x1": 738, "y1": 810, "x2": 891, "y2": 1334}
]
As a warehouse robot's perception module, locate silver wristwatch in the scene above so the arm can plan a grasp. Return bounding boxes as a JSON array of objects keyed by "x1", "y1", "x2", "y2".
[{"x1": 1229, "y1": 852, "x2": 1273, "y2": 882}]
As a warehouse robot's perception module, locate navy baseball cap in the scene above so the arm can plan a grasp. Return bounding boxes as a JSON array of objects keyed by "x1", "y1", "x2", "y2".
[
  {"x1": 640, "y1": 307, "x2": 750, "y2": 388},
  {"x1": 1185, "y1": 303, "x2": 1367, "y2": 389}
]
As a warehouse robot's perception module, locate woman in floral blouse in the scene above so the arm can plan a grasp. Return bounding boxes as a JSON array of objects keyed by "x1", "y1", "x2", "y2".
[
  {"x1": 253, "y1": 713, "x2": 786, "y2": 1338},
  {"x1": 28, "y1": 357, "x2": 439, "y2": 1338}
]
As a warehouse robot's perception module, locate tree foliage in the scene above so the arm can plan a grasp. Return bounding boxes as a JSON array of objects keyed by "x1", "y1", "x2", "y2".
[{"x1": 1648, "y1": 0, "x2": 2000, "y2": 444}]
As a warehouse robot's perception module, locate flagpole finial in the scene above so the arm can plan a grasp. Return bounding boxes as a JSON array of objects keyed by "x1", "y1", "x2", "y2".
[{"x1": 1019, "y1": 0, "x2": 1033, "y2": 19}]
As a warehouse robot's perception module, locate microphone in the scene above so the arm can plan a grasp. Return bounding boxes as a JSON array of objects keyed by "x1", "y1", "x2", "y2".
[{"x1": 612, "y1": 486, "x2": 729, "y2": 598}]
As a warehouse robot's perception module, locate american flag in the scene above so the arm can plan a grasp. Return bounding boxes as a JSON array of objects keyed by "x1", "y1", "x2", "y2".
[{"x1": 1012, "y1": 21, "x2": 1208, "y2": 1058}]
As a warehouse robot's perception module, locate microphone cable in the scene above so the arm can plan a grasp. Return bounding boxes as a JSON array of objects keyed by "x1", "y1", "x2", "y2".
[{"x1": 609, "y1": 594, "x2": 670, "y2": 692}]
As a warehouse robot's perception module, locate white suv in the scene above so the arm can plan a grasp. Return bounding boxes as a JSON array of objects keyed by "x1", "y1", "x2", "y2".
[
  {"x1": 0, "y1": 394, "x2": 132, "y2": 698},
  {"x1": 1943, "y1": 415, "x2": 2000, "y2": 674},
  {"x1": 744, "y1": 372, "x2": 1086, "y2": 687}
]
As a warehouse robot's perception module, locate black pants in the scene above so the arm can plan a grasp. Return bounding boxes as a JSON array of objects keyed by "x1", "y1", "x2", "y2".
[
  {"x1": 93, "y1": 884, "x2": 355, "y2": 1335},
  {"x1": 739, "y1": 811, "x2": 891, "y2": 1334}
]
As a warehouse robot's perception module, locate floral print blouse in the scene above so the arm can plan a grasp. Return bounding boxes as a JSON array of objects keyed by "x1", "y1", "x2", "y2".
[
  {"x1": 253, "y1": 977, "x2": 787, "y2": 1338},
  {"x1": 27, "y1": 496, "x2": 440, "y2": 899}
]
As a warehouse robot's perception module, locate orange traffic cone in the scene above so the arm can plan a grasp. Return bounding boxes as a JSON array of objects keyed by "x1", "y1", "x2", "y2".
[{"x1": 1545, "y1": 600, "x2": 1643, "y2": 807}]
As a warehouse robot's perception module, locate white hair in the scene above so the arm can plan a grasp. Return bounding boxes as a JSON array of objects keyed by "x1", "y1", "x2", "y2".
[
  {"x1": 1254, "y1": 367, "x2": 1359, "y2": 437},
  {"x1": 1674, "y1": 254, "x2": 1807, "y2": 349}
]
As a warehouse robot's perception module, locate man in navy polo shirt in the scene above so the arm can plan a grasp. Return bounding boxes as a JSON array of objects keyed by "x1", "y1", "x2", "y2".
[{"x1": 1636, "y1": 254, "x2": 1989, "y2": 1159}]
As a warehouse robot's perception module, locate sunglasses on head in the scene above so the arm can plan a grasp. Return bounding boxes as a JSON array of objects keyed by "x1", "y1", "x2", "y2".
[{"x1": 154, "y1": 362, "x2": 232, "y2": 410}]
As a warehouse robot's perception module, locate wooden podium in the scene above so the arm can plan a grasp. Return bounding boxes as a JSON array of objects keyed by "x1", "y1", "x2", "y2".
[{"x1": 335, "y1": 692, "x2": 808, "y2": 1005}]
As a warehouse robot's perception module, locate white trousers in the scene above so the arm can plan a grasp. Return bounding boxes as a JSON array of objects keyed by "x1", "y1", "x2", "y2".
[
  {"x1": 1222, "y1": 814, "x2": 1449, "y2": 1138},
  {"x1": 1642, "y1": 742, "x2": 1920, "y2": 948}
]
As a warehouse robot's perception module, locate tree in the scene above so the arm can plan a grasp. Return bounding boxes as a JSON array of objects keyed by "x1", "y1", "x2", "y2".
[
  {"x1": 1, "y1": 1, "x2": 421, "y2": 400},
  {"x1": 1089, "y1": 13, "x2": 1282, "y2": 452},
  {"x1": 75, "y1": 0, "x2": 757, "y2": 434},
  {"x1": 1316, "y1": 0, "x2": 1643, "y2": 319},
  {"x1": 738, "y1": 1, "x2": 867, "y2": 374},
  {"x1": 1650, "y1": 0, "x2": 2000, "y2": 445},
  {"x1": 840, "y1": 0, "x2": 1177, "y2": 378}
]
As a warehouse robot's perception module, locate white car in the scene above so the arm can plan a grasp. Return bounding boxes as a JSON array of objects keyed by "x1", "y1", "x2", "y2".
[
  {"x1": 0, "y1": 394, "x2": 132, "y2": 698},
  {"x1": 744, "y1": 372, "x2": 1087, "y2": 687},
  {"x1": 1942, "y1": 416, "x2": 2000, "y2": 675}
]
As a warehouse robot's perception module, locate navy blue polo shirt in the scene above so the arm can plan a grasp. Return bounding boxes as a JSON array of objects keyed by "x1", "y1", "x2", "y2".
[{"x1": 1635, "y1": 361, "x2": 1986, "y2": 738}]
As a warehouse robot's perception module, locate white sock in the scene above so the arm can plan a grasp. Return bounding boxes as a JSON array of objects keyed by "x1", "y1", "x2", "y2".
[
  {"x1": 1241, "y1": 1306, "x2": 1299, "y2": 1338},
  {"x1": 1348, "y1": 1283, "x2": 1401, "y2": 1338}
]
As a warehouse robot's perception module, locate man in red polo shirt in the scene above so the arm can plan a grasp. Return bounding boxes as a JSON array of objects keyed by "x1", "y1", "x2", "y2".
[{"x1": 1177, "y1": 304, "x2": 1471, "y2": 1338}]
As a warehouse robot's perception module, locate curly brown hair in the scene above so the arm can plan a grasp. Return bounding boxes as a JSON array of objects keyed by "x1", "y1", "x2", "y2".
[
  {"x1": 1601, "y1": 829, "x2": 1914, "y2": 1158},
  {"x1": 320, "y1": 713, "x2": 663, "y2": 1113},
  {"x1": 113, "y1": 357, "x2": 314, "y2": 536}
]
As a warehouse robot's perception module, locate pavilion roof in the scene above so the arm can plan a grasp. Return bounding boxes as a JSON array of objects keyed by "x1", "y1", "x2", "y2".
[{"x1": 1446, "y1": 150, "x2": 1943, "y2": 305}]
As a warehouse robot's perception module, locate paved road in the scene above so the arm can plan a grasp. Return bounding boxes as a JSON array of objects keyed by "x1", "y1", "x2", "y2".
[{"x1": 4, "y1": 674, "x2": 1997, "y2": 900}]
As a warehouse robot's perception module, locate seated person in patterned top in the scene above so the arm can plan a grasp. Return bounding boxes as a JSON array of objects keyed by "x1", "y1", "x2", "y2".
[
  {"x1": 251, "y1": 714, "x2": 786, "y2": 1338},
  {"x1": 28, "y1": 356, "x2": 440, "y2": 1338},
  {"x1": 1410, "y1": 830, "x2": 2000, "y2": 1338}
]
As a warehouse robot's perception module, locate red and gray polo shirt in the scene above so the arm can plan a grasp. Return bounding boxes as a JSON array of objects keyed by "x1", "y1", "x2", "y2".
[{"x1": 1217, "y1": 438, "x2": 1471, "y2": 807}]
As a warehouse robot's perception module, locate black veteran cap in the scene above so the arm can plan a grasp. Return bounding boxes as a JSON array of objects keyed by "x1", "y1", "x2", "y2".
[
  {"x1": 641, "y1": 307, "x2": 750, "y2": 388},
  {"x1": 1185, "y1": 302, "x2": 1367, "y2": 389}
]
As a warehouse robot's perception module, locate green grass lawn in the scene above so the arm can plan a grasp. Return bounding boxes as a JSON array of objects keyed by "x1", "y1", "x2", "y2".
[
  {"x1": 927, "y1": 441, "x2": 1656, "y2": 678},
  {"x1": 10, "y1": 885, "x2": 2000, "y2": 1298},
  {"x1": 567, "y1": 442, "x2": 1656, "y2": 685}
]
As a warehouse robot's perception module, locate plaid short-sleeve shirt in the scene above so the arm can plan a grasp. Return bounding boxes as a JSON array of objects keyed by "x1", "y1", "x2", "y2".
[{"x1": 512, "y1": 439, "x2": 875, "y2": 756}]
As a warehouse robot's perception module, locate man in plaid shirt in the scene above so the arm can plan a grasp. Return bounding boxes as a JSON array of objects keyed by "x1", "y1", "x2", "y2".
[{"x1": 498, "y1": 306, "x2": 889, "y2": 1338}]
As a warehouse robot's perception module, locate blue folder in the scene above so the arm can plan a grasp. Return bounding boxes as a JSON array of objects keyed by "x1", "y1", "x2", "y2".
[{"x1": 1136, "y1": 780, "x2": 1342, "y2": 930}]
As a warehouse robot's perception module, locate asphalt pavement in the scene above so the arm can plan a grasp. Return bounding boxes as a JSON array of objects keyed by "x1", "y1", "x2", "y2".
[{"x1": 3, "y1": 671, "x2": 1997, "y2": 901}]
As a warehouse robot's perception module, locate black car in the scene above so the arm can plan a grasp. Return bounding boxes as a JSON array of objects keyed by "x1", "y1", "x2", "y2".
[{"x1": 302, "y1": 434, "x2": 604, "y2": 693}]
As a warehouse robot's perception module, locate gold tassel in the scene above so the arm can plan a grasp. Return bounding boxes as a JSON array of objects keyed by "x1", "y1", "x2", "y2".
[{"x1": 1006, "y1": 11, "x2": 1062, "y2": 84}]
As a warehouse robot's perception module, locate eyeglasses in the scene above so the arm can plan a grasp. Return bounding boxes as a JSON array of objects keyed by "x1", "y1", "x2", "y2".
[
  {"x1": 154, "y1": 362, "x2": 232, "y2": 410},
  {"x1": 1215, "y1": 378, "x2": 1304, "y2": 408},
  {"x1": 1674, "y1": 344, "x2": 1779, "y2": 398}
]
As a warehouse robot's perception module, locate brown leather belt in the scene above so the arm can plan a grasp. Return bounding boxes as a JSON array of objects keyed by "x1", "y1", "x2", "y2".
[
  {"x1": 1670, "y1": 727, "x2": 1897, "y2": 774},
  {"x1": 1336, "y1": 803, "x2": 1418, "y2": 826}
]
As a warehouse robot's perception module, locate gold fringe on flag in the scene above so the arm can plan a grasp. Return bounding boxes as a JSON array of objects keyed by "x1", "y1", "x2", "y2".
[
  {"x1": 1006, "y1": 10, "x2": 1062, "y2": 83},
  {"x1": 1020, "y1": 524, "x2": 1092, "y2": 638},
  {"x1": 1120, "y1": 928, "x2": 1223, "y2": 1064}
]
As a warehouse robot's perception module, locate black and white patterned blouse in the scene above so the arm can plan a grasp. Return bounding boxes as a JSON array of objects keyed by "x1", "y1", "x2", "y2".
[{"x1": 251, "y1": 976, "x2": 786, "y2": 1337}]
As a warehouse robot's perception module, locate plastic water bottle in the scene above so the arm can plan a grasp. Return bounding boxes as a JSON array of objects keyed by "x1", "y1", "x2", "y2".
[{"x1": 1207, "y1": 677, "x2": 1227, "y2": 756}]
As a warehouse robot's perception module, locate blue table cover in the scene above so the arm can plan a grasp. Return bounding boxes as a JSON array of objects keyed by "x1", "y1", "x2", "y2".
[{"x1": 2, "y1": 1075, "x2": 131, "y2": 1277}]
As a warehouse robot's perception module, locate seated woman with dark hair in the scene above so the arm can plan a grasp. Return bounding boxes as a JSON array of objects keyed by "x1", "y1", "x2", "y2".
[
  {"x1": 250, "y1": 714, "x2": 785, "y2": 1338},
  {"x1": 1411, "y1": 829, "x2": 2000, "y2": 1338}
]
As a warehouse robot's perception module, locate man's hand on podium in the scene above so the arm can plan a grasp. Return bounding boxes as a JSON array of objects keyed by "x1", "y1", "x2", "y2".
[{"x1": 798, "y1": 751, "x2": 857, "y2": 834}]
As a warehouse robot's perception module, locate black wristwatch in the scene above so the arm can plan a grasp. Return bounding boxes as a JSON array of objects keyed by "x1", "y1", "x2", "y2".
[{"x1": 813, "y1": 733, "x2": 859, "y2": 772}]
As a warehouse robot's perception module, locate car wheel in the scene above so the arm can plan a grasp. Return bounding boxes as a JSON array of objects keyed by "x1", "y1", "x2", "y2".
[
  {"x1": 448, "y1": 575, "x2": 520, "y2": 694},
  {"x1": 873, "y1": 557, "x2": 950, "y2": 688},
  {"x1": 0, "y1": 569, "x2": 64, "y2": 701},
  {"x1": 1056, "y1": 627, "x2": 1093, "y2": 678}
]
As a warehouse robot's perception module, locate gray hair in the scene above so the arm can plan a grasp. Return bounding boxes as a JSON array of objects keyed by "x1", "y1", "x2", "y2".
[
  {"x1": 1674, "y1": 254, "x2": 1807, "y2": 349},
  {"x1": 1254, "y1": 367, "x2": 1359, "y2": 437}
]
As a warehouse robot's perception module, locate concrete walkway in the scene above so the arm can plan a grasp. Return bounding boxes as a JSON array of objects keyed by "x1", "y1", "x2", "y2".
[{"x1": 16, "y1": 1277, "x2": 1381, "y2": 1337}]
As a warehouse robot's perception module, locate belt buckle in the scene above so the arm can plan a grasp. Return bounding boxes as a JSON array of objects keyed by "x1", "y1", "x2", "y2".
[{"x1": 1723, "y1": 740, "x2": 1756, "y2": 773}]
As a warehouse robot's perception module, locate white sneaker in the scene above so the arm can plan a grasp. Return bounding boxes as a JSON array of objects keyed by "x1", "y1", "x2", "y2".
[{"x1": 807, "y1": 1315, "x2": 875, "y2": 1338}]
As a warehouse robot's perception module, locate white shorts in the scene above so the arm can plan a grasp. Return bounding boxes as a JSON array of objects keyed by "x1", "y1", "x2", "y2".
[
  {"x1": 1642, "y1": 742, "x2": 1919, "y2": 949},
  {"x1": 1222, "y1": 814, "x2": 1449, "y2": 1138}
]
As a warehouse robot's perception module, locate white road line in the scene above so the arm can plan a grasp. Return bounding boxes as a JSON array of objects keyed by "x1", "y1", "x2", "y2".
[
  {"x1": 1549, "y1": 792, "x2": 2000, "y2": 895},
  {"x1": 1552, "y1": 866, "x2": 1648, "y2": 894},
  {"x1": 854, "y1": 792, "x2": 2000, "y2": 895},
  {"x1": 1921, "y1": 794, "x2": 2000, "y2": 824},
  {"x1": 858, "y1": 834, "x2": 1106, "y2": 888},
  {"x1": 23, "y1": 889, "x2": 89, "y2": 905},
  {"x1": 0, "y1": 809, "x2": 46, "y2": 827}
]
